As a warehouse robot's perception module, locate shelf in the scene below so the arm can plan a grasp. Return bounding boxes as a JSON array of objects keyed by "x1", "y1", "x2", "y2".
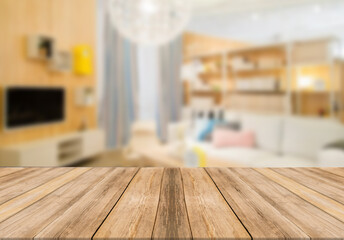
[
  {"x1": 230, "y1": 67, "x2": 284, "y2": 76},
  {"x1": 199, "y1": 72, "x2": 222, "y2": 81},
  {"x1": 229, "y1": 43, "x2": 285, "y2": 54},
  {"x1": 191, "y1": 90, "x2": 222, "y2": 95},
  {"x1": 234, "y1": 90, "x2": 285, "y2": 95},
  {"x1": 292, "y1": 91, "x2": 332, "y2": 95}
]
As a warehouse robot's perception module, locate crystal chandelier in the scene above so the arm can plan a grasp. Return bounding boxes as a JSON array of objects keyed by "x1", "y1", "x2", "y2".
[{"x1": 108, "y1": 0, "x2": 191, "y2": 46}]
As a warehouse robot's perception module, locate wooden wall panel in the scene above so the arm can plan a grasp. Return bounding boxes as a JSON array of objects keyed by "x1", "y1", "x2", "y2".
[{"x1": 0, "y1": 0, "x2": 97, "y2": 147}]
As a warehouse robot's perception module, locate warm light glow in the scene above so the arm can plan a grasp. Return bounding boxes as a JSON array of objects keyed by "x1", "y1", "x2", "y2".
[{"x1": 298, "y1": 76, "x2": 313, "y2": 90}]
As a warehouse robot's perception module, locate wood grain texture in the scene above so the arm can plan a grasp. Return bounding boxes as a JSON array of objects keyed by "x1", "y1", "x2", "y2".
[
  {"x1": 0, "y1": 167, "x2": 89, "y2": 222},
  {"x1": 0, "y1": 168, "x2": 43, "y2": 185},
  {"x1": 0, "y1": 168, "x2": 24, "y2": 178},
  {"x1": 94, "y1": 168, "x2": 164, "y2": 240},
  {"x1": 0, "y1": 168, "x2": 109, "y2": 239},
  {"x1": 273, "y1": 168, "x2": 344, "y2": 205},
  {"x1": 0, "y1": 167, "x2": 344, "y2": 240},
  {"x1": 206, "y1": 168, "x2": 309, "y2": 239},
  {"x1": 322, "y1": 167, "x2": 344, "y2": 177},
  {"x1": 0, "y1": 168, "x2": 72, "y2": 205},
  {"x1": 247, "y1": 168, "x2": 344, "y2": 238},
  {"x1": 152, "y1": 168, "x2": 192, "y2": 240},
  {"x1": 181, "y1": 168, "x2": 250, "y2": 240},
  {"x1": 257, "y1": 168, "x2": 344, "y2": 223},
  {"x1": 35, "y1": 168, "x2": 138, "y2": 240}
]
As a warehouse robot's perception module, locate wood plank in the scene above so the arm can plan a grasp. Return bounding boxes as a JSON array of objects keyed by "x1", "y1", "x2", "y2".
[
  {"x1": 257, "y1": 168, "x2": 344, "y2": 223},
  {"x1": 181, "y1": 168, "x2": 250, "y2": 240},
  {"x1": 240, "y1": 168, "x2": 344, "y2": 238},
  {"x1": 0, "y1": 168, "x2": 112, "y2": 239},
  {"x1": 0, "y1": 168, "x2": 42, "y2": 185},
  {"x1": 321, "y1": 167, "x2": 344, "y2": 178},
  {"x1": 297, "y1": 168, "x2": 344, "y2": 190},
  {"x1": 0, "y1": 167, "x2": 90, "y2": 222},
  {"x1": 307, "y1": 168, "x2": 344, "y2": 187},
  {"x1": 0, "y1": 167, "x2": 24, "y2": 178},
  {"x1": 273, "y1": 168, "x2": 344, "y2": 204},
  {"x1": 0, "y1": 168, "x2": 72, "y2": 205},
  {"x1": 206, "y1": 168, "x2": 308, "y2": 239},
  {"x1": 35, "y1": 168, "x2": 138, "y2": 240},
  {"x1": 152, "y1": 168, "x2": 192, "y2": 240},
  {"x1": 94, "y1": 168, "x2": 164, "y2": 240}
]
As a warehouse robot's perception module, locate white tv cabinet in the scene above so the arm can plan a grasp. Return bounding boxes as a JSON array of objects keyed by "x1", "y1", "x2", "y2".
[{"x1": 0, "y1": 129, "x2": 105, "y2": 166}]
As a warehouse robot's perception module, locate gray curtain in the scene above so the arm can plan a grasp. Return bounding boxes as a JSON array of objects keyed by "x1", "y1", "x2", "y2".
[
  {"x1": 157, "y1": 37, "x2": 184, "y2": 141},
  {"x1": 99, "y1": 7, "x2": 138, "y2": 149}
]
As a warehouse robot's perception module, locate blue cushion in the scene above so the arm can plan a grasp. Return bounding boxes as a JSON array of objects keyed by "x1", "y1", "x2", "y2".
[{"x1": 198, "y1": 120, "x2": 217, "y2": 141}]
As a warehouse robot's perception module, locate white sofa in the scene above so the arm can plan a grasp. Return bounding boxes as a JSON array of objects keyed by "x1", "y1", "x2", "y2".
[{"x1": 171, "y1": 112, "x2": 344, "y2": 167}]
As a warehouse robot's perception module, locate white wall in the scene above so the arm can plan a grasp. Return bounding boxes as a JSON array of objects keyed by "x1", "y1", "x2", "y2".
[{"x1": 137, "y1": 46, "x2": 160, "y2": 121}]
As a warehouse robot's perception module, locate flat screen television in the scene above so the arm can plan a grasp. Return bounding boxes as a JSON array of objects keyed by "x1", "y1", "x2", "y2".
[{"x1": 4, "y1": 87, "x2": 65, "y2": 129}]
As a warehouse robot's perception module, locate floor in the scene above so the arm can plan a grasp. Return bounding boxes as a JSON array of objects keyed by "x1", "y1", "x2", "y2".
[{"x1": 76, "y1": 150, "x2": 152, "y2": 167}]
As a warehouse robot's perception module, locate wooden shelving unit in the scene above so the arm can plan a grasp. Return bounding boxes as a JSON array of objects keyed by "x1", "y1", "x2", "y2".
[
  {"x1": 227, "y1": 44, "x2": 287, "y2": 113},
  {"x1": 182, "y1": 37, "x2": 344, "y2": 122}
]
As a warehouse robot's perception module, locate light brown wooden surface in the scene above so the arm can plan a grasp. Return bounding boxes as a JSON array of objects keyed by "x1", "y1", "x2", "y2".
[
  {"x1": 257, "y1": 168, "x2": 344, "y2": 223},
  {"x1": 0, "y1": 168, "x2": 72, "y2": 205},
  {"x1": 152, "y1": 168, "x2": 192, "y2": 240},
  {"x1": 35, "y1": 168, "x2": 138, "y2": 240},
  {"x1": 94, "y1": 168, "x2": 164, "y2": 239},
  {"x1": 181, "y1": 168, "x2": 250, "y2": 240},
  {"x1": 273, "y1": 168, "x2": 344, "y2": 205},
  {"x1": 1, "y1": 167, "x2": 344, "y2": 239},
  {"x1": 0, "y1": 168, "x2": 24, "y2": 178},
  {"x1": 0, "y1": 0, "x2": 97, "y2": 147},
  {"x1": 206, "y1": 168, "x2": 308, "y2": 239},
  {"x1": 0, "y1": 167, "x2": 89, "y2": 222},
  {"x1": 226, "y1": 168, "x2": 344, "y2": 239}
]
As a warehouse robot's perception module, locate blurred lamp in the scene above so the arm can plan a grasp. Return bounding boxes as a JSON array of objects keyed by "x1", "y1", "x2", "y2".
[
  {"x1": 108, "y1": 0, "x2": 191, "y2": 46},
  {"x1": 297, "y1": 76, "x2": 313, "y2": 90}
]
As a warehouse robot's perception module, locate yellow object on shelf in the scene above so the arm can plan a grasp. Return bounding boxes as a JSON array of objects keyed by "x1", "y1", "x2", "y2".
[
  {"x1": 193, "y1": 147, "x2": 207, "y2": 167},
  {"x1": 73, "y1": 45, "x2": 92, "y2": 75}
]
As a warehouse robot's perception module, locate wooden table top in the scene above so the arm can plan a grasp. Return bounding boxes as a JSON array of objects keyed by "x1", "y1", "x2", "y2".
[{"x1": 1, "y1": 167, "x2": 344, "y2": 239}]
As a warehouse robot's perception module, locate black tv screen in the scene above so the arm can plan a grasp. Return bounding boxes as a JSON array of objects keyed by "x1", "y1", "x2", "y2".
[{"x1": 5, "y1": 87, "x2": 65, "y2": 129}]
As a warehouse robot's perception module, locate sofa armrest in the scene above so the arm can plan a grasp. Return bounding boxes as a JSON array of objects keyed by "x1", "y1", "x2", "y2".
[{"x1": 318, "y1": 148, "x2": 344, "y2": 167}]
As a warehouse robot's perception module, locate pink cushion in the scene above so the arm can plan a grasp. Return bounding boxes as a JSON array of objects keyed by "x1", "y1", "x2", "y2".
[{"x1": 212, "y1": 129, "x2": 255, "y2": 148}]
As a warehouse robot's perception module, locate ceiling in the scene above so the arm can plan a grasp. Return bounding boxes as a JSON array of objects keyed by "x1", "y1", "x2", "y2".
[
  {"x1": 191, "y1": 0, "x2": 340, "y2": 16},
  {"x1": 188, "y1": 0, "x2": 344, "y2": 45}
]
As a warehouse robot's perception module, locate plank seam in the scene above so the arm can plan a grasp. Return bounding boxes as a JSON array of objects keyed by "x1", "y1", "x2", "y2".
[
  {"x1": 90, "y1": 168, "x2": 141, "y2": 240},
  {"x1": 205, "y1": 168, "x2": 253, "y2": 240},
  {"x1": 179, "y1": 168, "x2": 194, "y2": 240},
  {"x1": 235, "y1": 168, "x2": 311, "y2": 240},
  {"x1": 32, "y1": 168, "x2": 122, "y2": 240},
  {"x1": 151, "y1": 168, "x2": 165, "y2": 239},
  {"x1": 271, "y1": 168, "x2": 344, "y2": 207},
  {"x1": 0, "y1": 168, "x2": 74, "y2": 207},
  {"x1": 264, "y1": 168, "x2": 344, "y2": 225},
  {"x1": 0, "y1": 168, "x2": 87, "y2": 224},
  {"x1": 309, "y1": 168, "x2": 344, "y2": 181}
]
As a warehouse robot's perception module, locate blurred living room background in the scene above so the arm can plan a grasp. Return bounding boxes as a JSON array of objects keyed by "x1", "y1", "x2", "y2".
[{"x1": 0, "y1": 0, "x2": 344, "y2": 168}]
